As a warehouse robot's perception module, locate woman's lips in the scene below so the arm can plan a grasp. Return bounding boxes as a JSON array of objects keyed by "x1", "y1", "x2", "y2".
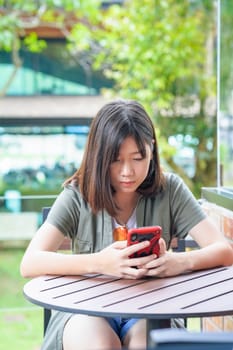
[{"x1": 120, "y1": 181, "x2": 135, "y2": 187}]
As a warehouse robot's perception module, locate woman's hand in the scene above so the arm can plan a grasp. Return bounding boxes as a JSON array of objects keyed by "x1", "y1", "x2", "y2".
[
  {"x1": 96, "y1": 240, "x2": 156, "y2": 279},
  {"x1": 138, "y1": 238, "x2": 189, "y2": 278},
  {"x1": 142, "y1": 251, "x2": 189, "y2": 278}
]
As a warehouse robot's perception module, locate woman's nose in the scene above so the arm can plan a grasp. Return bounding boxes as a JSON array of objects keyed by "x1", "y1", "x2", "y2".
[{"x1": 121, "y1": 162, "x2": 134, "y2": 176}]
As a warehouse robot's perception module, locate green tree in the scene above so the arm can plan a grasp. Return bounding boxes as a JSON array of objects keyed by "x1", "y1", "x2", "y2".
[
  {"x1": 0, "y1": 0, "x2": 101, "y2": 96},
  {"x1": 0, "y1": 0, "x2": 218, "y2": 196},
  {"x1": 66, "y1": 0, "x2": 217, "y2": 195}
]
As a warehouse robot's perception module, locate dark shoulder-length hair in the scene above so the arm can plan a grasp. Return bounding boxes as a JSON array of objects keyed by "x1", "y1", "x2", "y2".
[{"x1": 64, "y1": 99, "x2": 165, "y2": 216}]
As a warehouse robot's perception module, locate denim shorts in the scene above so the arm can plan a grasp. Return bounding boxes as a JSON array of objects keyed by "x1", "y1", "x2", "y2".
[{"x1": 105, "y1": 317, "x2": 140, "y2": 342}]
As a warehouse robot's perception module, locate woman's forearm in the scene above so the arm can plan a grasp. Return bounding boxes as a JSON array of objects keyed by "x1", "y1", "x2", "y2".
[
  {"x1": 187, "y1": 241, "x2": 233, "y2": 271},
  {"x1": 20, "y1": 251, "x2": 99, "y2": 278}
]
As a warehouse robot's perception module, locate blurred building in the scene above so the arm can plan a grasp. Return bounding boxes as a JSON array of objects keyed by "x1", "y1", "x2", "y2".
[{"x1": 0, "y1": 2, "x2": 119, "y2": 197}]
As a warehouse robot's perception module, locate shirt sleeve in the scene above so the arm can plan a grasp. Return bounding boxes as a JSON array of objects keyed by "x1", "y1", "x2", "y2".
[
  {"x1": 168, "y1": 173, "x2": 206, "y2": 238},
  {"x1": 46, "y1": 184, "x2": 81, "y2": 239}
]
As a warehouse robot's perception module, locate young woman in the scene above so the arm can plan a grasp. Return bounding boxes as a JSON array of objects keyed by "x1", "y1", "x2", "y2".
[{"x1": 20, "y1": 99, "x2": 233, "y2": 350}]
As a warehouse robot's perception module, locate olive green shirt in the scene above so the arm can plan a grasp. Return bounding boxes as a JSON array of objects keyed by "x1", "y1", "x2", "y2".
[
  {"x1": 42, "y1": 172, "x2": 206, "y2": 350},
  {"x1": 46, "y1": 172, "x2": 206, "y2": 252}
]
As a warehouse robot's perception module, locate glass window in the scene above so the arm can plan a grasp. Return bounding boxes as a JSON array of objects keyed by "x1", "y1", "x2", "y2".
[
  {"x1": 0, "y1": 63, "x2": 96, "y2": 96},
  {"x1": 219, "y1": 0, "x2": 233, "y2": 188},
  {"x1": 0, "y1": 40, "x2": 112, "y2": 96}
]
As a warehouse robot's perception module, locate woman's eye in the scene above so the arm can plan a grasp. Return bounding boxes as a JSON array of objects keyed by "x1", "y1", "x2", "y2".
[{"x1": 133, "y1": 157, "x2": 143, "y2": 161}]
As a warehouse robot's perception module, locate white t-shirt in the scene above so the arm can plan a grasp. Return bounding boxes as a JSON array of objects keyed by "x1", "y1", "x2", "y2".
[{"x1": 112, "y1": 207, "x2": 137, "y2": 233}]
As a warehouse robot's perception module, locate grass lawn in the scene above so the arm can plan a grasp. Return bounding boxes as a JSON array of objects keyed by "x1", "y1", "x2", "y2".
[{"x1": 0, "y1": 248, "x2": 43, "y2": 350}]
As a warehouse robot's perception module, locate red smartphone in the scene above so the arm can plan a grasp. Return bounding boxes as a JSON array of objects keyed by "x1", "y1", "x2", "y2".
[{"x1": 127, "y1": 226, "x2": 162, "y2": 258}]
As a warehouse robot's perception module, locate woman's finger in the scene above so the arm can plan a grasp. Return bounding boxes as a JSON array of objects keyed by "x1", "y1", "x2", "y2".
[
  {"x1": 159, "y1": 238, "x2": 167, "y2": 255},
  {"x1": 111, "y1": 240, "x2": 128, "y2": 249},
  {"x1": 125, "y1": 240, "x2": 151, "y2": 256}
]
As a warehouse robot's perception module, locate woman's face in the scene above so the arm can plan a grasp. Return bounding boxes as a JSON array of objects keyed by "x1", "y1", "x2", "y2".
[{"x1": 110, "y1": 136, "x2": 152, "y2": 194}]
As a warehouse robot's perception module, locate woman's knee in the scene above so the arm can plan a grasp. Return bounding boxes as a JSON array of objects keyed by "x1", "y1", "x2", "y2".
[
  {"x1": 123, "y1": 319, "x2": 147, "y2": 350},
  {"x1": 63, "y1": 315, "x2": 121, "y2": 350}
]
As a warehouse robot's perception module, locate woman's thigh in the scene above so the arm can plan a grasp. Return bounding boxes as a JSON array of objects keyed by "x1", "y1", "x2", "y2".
[
  {"x1": 63, "y1": 314, "x2": 122, "y2": 350},
  {"x1": 123, "y1": 319, "x2": 147, "y2": 350}
]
